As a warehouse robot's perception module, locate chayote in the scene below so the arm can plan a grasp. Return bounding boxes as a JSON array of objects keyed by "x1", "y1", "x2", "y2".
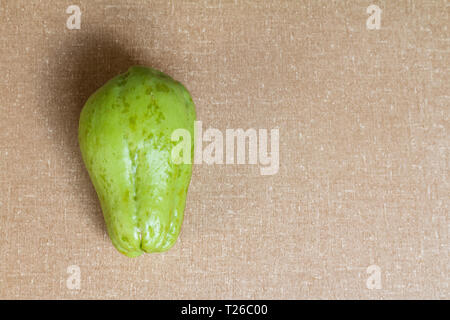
[{"x1": 78, "y1": 66, "x2": 195, "y2": 257}]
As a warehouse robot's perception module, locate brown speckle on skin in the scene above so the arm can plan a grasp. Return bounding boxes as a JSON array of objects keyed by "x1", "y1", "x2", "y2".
[
  {"x1": 155, "y1": 82, "x2": 170, "y2": 93},
  {"x1": 129, "y1": 116, "x2": 137, "y2": 130}
]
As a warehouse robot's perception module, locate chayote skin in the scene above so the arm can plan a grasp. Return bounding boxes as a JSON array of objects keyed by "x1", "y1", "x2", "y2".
[{"x1": 78, "y1": 66, "x2": 195, "y2": 257}]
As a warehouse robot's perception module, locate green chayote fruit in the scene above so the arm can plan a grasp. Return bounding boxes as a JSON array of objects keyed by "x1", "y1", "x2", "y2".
[{"x1": 78, "y1": 66, "x2": 195, "y2": 257}]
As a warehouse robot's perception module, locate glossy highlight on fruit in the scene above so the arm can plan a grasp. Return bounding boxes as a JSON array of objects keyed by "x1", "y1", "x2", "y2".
[{"x1": 78, "y1": 66, "x2": 196, "y2": 257}]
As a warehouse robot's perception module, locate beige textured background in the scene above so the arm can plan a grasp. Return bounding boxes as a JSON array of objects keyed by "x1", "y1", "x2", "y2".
[{"x1": 0, "y1": 0, "x2": 448, "y2": 299}]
